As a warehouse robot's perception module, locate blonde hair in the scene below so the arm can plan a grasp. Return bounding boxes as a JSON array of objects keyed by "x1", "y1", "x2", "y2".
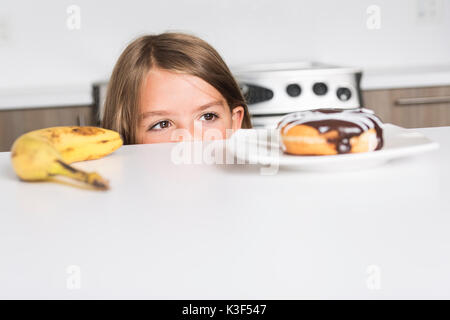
[{"x1": 102, "y1": 32, "x2": 252, "y2": 144}]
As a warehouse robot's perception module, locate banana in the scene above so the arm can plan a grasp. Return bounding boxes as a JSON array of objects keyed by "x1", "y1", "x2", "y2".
[{"x1": 10, "y1": 126, "x2": 123, "y2": 190}]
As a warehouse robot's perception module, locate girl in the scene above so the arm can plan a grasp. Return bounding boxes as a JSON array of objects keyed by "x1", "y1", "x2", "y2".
[{"x1": 102, "y1": 32, "x2": 252, "y2": 144}]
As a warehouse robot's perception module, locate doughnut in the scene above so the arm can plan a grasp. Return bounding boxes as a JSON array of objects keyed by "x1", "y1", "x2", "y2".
[{"x1": 277, "y1": 108, "x2": 384, "y2": 155}]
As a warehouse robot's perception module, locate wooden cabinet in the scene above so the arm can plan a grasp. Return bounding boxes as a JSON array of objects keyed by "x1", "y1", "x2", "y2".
[
  {"x1": 0, "y1": 105, "x2": 97, "y2": 152},
  {"x1": 362, "y1": 86, "x2": 450, "y2": 128}
]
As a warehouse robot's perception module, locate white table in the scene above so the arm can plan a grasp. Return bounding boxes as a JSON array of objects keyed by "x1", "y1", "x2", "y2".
[{"x1": 1, "y1": 127, "x2": 449, "y2": 299}]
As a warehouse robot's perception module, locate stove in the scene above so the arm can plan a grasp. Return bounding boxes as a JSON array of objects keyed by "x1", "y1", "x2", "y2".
[{"x1": 232, "y1": 62, "x2": 363, "y2": 128}]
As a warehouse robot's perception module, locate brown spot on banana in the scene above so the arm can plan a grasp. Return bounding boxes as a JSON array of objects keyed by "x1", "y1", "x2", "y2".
[
  {"x1": 50, "y1": 132, "x2": 60, "y2": 139},
  {"x1": 85, "y1": 153, "x2": 108, "y2": 160},
  {"x1": 11, "y1": 151, "x2": 17, "y2": 158},
  {"x1": 71, "y1": 127, "x2": 105, "y2": 136}
]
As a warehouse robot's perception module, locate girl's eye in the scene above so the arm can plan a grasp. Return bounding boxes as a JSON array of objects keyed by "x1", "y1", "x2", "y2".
[
  {"x1": 200, "y1": 113, "x2": 218, "y2": 121},
  {"x1": 149, "y1": 120, "x2": 171, "y2": 131}
]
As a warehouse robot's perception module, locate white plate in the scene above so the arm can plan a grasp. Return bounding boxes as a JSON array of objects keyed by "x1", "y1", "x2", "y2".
[{"x1": 227, "y1": 124, "x2": 440, "y2": 171}]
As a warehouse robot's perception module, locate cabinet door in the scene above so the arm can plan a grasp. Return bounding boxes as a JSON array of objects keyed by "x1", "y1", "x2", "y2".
[
  {"x1": 0, "y1": 105, "x2": 95, "y2": 152},
  {"x1": 363, "y1": 86, "x2": 450, "y2": 128}
]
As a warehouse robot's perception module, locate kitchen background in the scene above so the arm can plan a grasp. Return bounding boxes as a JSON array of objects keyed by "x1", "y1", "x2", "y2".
[{"x1": 1, "y1": 0, "x2": 449, "y2": 151}]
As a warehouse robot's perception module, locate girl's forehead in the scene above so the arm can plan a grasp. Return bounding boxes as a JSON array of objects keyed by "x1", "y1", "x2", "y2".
[{"x1": 140, "y1": 67, "x2": 225, "y2": 113}]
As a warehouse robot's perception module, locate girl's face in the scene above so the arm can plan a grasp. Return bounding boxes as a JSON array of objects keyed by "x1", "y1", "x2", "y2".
[{"x1": 138, "y1": 67, "x2": 244, "y2": 144}]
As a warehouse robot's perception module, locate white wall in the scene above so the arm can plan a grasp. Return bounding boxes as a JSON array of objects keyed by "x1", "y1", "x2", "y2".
[{"x1": 1, "y1": 0, "x2": 449, "y2": 91}]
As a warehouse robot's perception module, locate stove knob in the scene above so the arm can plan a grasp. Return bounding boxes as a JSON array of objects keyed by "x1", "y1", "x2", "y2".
[
  {"x1": 264, "y1": 89, "x2": 274, "y2": 100},
  {"x1": 241, "y1": 83, "x2": 274, "y2": 104},
  {"x1": 312, "y1": 82, "x2": 328, "y2": 96},
  {"x1": 336, "y1": 87, "x2": 352, "y2": 101},
  {"x1": 286, "y1": 84, "x2": 301, "y2": 97}
]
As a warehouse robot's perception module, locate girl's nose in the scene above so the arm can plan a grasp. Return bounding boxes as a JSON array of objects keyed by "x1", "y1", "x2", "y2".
[
  {"x1": 170, "y1": 121, "x2": 224, "y2": 142},
  {"x1": 170, "y1": 121, "x2": 201, "y2": 142}
]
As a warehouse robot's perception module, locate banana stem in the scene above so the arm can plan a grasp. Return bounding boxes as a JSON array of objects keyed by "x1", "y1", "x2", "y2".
[{"x1": 52, "y1": 159, "x2": 110, "y2": 190}]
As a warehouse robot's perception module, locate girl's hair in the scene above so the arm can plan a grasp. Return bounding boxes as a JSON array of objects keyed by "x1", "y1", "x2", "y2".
[{"x1": 102, "y1": 32, "x2": 252, "y2": 144}]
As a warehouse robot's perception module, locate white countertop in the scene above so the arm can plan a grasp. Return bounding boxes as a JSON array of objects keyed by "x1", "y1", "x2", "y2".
[
  {"x1": 361, "y1": 65, "x2": 450, "y2": 90},
  {"x1": 1, "y1": 126, "x2": 450, "y2": 299},
  {"x1": 0, "y1": 85, "x2": 93, "y2": 110}
]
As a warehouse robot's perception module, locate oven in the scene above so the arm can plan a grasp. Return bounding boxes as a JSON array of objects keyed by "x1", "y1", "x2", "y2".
[{"x1": 233, "y1": 62, "x2": 363, "y2": 128}]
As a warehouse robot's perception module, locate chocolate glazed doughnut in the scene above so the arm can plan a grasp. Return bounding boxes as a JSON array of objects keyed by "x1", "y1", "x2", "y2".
[{"x1": 277, "y1": 108, "x2": 384, "y2": 155}]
